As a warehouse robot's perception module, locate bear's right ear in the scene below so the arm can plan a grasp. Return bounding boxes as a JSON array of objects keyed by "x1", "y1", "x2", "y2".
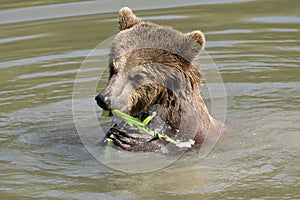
[
  {"x1": 186, "y1": 30, "x2": 206, "y2": 51},
  {"x1": 118, "y1": 7, "x2": 141, "y2": 31}
]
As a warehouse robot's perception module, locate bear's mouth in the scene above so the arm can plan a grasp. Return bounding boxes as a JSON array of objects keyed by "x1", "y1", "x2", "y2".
[{"x1": 107, "y1": 109, "x2": 172, "y2": 137}]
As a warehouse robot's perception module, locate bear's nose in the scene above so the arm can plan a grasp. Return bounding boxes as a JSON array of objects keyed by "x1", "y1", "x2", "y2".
[{"x1": 95, "y1": 94, "x2": 111, "y2": 110}]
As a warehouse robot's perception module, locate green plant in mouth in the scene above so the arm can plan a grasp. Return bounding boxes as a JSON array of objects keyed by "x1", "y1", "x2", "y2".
[{"x1": 103, "y1": 109, "x2": 195, "y2": 148}]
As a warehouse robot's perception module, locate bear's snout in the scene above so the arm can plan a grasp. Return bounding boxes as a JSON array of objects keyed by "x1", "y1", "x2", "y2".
[{"x1": 95, "y1": 94, "x2": 111, "y2": 110}]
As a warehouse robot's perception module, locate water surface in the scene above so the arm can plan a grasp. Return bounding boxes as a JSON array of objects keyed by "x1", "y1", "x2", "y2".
[{"x1": 0, "y1": 0, "x2": 299, "y2": 199}]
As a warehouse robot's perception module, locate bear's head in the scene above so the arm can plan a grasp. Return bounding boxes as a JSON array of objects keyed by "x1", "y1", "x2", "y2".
[{"x1": 95, "y1": 7, "x2": 208, "y2": 152}]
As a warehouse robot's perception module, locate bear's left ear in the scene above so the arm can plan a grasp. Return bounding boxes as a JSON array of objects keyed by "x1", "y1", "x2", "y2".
[
  {"x1": 186, "y1": 30, "x2": 206, "y2": 51},
  {"x1": 119, "y1": 7, "x2": 141, "y2": 31}
]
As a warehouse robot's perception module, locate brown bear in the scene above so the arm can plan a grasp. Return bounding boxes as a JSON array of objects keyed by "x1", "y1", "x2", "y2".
[{"x1": 95, "y1": 7, "x2": 225, "y2": 154}]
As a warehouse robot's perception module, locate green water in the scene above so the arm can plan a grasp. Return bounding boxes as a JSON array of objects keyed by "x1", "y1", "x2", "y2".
[{"x1": 0, "y1": 0, "x2": 299, "y2": 199}]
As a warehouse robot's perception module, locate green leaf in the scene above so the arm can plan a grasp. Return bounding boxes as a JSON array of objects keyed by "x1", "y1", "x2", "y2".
[
  {"x1": 102, "y1": 110, "x2": 110, "y2": 116},
  {"x1": 111, "y1": 109, "x2": 145, "y2": 127},
  {"x1": 142, "y1": 111, "x2": 157, "y2": 126},
  {"x1": 110, "y1": 109, "x2": 181, "y2": 146}
]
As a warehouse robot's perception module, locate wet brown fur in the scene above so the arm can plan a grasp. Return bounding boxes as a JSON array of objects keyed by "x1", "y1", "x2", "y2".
[{"x1": 97, "y1": 7, "x2": 224, "y2": 152}]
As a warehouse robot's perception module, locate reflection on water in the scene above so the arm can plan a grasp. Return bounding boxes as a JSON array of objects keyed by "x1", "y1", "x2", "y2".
[
  {"x1": 249, "y1": 16, "x2": 300, "y2": 23},
  {"x1": 0, "y1": 0, "x2": 299, "y2": 199}
]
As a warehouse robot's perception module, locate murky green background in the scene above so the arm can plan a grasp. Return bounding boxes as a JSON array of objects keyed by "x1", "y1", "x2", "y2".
[{"x1": 1, "y1": 0, "x2": 299, "y2": 199}]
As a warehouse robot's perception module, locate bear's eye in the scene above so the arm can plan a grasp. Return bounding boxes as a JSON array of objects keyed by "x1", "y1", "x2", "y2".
[{"x1": 109, "y1": 63, "x2": 118, "y2": 79}]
